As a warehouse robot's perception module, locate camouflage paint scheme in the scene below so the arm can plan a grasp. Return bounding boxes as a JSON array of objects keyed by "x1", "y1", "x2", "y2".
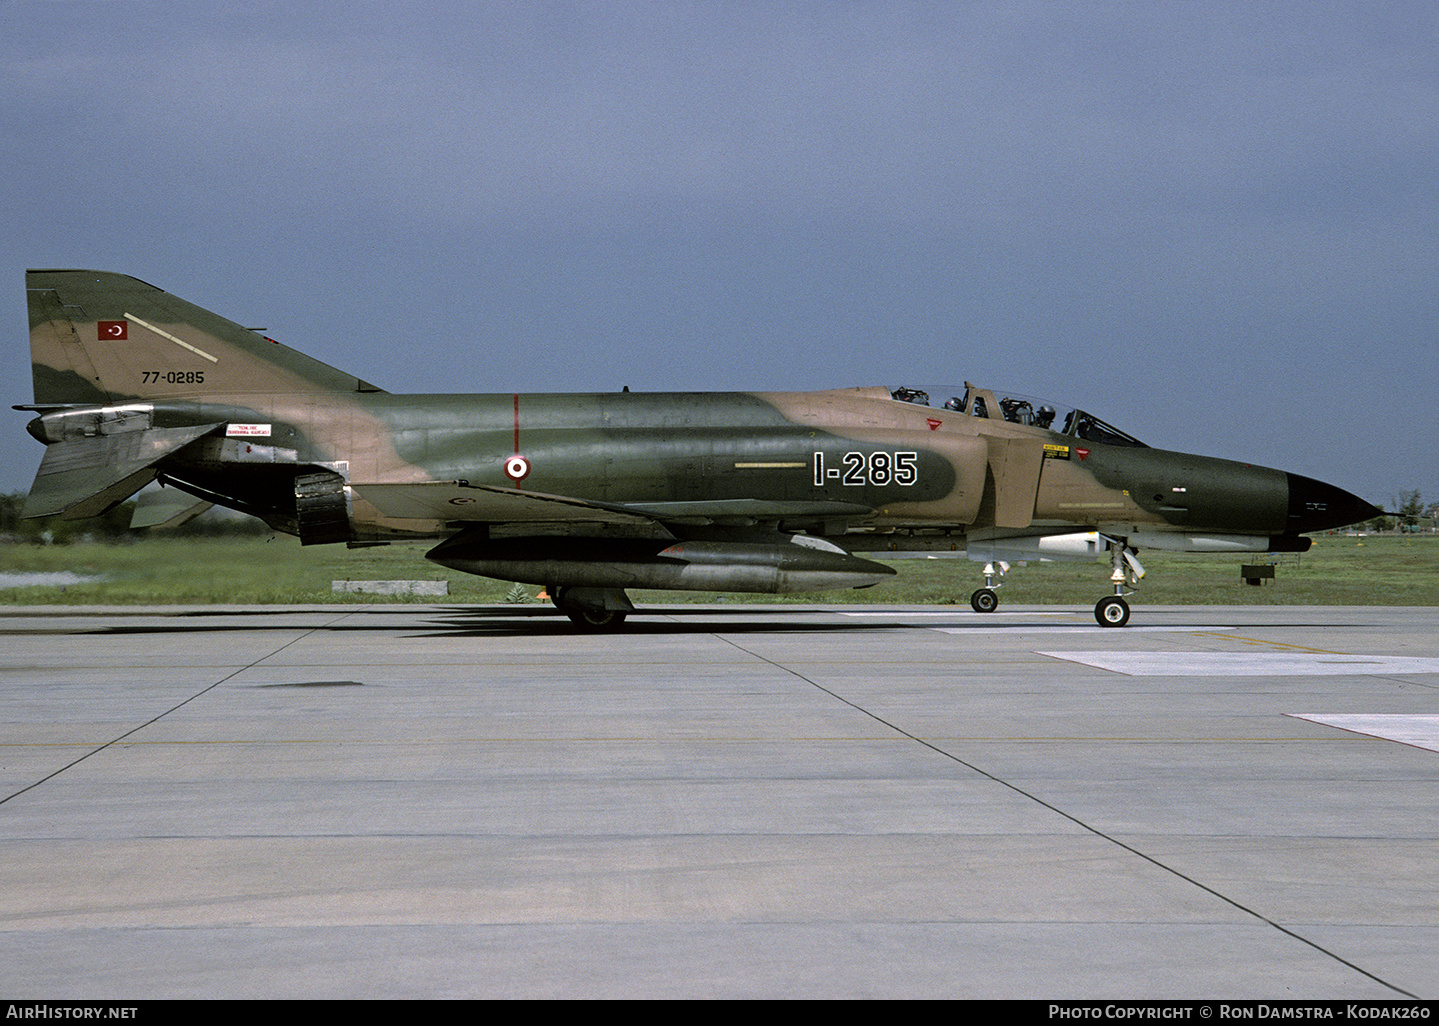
[{"x1": 18, "y1": 270, "x2": 1378, "y2": 628}]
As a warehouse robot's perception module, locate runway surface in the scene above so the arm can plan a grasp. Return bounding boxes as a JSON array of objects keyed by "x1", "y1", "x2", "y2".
[{"x1": 0, "y1": 603, "x2": 1435, "y2": 999}]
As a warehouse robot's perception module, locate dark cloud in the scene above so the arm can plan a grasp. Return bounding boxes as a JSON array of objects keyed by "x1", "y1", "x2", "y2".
[{"x1": 1, "y1": 1, "x2": 1433, "y2": 503}]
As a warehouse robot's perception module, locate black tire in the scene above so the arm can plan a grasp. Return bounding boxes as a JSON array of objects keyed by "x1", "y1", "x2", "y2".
[
  {"x1": 565, "y1": 607, "x2": 628, "y2": 631},
  {"x1": 1095, "y1": 596, "x2": 1130, "y2": 627},
  {"x1": 970, "y1": 588, "x2": 999, "y2": 614}
]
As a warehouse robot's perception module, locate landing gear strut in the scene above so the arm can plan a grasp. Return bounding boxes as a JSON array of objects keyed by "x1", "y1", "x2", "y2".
[
  {"x1": 1094, "y1": 540, "x2": 1143, "y2": 627},
  {"x1": 969, "y1": 561, "x2": 1008, "y2": 614}
]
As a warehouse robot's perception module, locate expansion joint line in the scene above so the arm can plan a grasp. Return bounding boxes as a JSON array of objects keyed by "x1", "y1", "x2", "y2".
[
  {"x1": 718, "y1": 635, "x2": 1419, "y2": 1000},
  {"x1": 0, "y1": 612, "x2": 355, "y2": 808}
]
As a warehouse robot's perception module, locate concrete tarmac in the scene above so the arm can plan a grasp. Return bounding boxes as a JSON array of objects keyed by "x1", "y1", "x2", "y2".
[{"x1": 1, "y1": 603, "x2": 1435, "y2": 999}]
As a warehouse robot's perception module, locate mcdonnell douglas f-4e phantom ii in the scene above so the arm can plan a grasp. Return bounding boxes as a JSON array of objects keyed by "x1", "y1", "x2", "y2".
[{"x1": 18, "y1": 269, "x2": 1379, "y2": 628}]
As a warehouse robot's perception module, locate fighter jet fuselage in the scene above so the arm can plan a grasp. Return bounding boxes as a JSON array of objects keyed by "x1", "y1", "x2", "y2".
[{"x1": 18, "y1": 270, "x2": 1379, "y2": 627}]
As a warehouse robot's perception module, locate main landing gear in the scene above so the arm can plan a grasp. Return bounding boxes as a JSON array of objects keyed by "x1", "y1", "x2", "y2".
[
  {"x1": 968, "y1": 541, "x2": 1145, "y2": 627},
  {"x1": 550, "y1": 585, "x2": 632, "y2": 631}
]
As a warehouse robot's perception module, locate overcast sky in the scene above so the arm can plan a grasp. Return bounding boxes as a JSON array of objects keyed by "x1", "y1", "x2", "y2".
[{"x1": 2, "y1": 1, "x2": 1434, "y2": 506}]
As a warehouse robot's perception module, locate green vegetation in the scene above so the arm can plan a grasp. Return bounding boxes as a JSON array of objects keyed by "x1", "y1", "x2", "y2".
[
  {"x1": 730, "y1": 533, "x2": 1437, "y2": 608},
  {"x1": 2, "y1": 531, "x2": 1435, "y2": 607},
  {"x1": 0, "y1": 491, "x2": 269, "y2": 544},
  {"x1": 0, "y1": 535, "x2": 496, "y2": 605}
]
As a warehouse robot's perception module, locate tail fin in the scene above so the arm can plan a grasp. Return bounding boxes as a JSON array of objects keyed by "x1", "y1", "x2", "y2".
[{"x1": 26, "y1": 269, "x2": 385, "y2": 406}]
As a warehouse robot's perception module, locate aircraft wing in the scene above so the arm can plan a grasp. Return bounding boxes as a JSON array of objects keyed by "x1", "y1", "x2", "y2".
[{"x1": 354, "y1": 481, "x2": 872, "y2": 527}]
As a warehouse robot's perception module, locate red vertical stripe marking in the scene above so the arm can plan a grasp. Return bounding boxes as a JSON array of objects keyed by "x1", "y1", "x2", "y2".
[{"x1": 513, "y1": 394, "x2": 523, "y2": 490}]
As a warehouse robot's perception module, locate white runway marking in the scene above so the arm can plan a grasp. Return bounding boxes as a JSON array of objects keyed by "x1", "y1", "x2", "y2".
[
  {"x1": 937, "y1": 626, "x2": 1235, "y2": 635},
  {"x1": 1287, "y1": 714, "x2": 1439, "y2": 754},
  {"x1": 835, "y1": 612, "x2": 1236, "y2": 635},
  {"x1": 838, "y1": 611, "x2": 1076, "y2": 617},
  {"x1": 1038, "y1": 652, "x2": 1439, "y2": 676}
]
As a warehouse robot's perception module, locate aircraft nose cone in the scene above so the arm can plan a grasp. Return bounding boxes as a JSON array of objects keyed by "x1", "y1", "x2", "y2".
[{"x1": 1286, "y1": 473, "x2": 1382, "y2": 534}]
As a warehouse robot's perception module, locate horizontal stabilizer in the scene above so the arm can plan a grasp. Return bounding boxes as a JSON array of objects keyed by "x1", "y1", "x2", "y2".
[
  {"x1": 24, "y1": 423, "x2": 221, "y2": 520},
  {"x1": 129, "y1": 487, "x2": 214, "y2": 530}
]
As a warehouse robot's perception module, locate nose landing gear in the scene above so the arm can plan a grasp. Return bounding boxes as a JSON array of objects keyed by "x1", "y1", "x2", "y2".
[
  {"x1": 966, "y1": 542, "x2": 1144, "y2": 626},
  {"x1": 969, "y1": 561, "x2": 1008, "y2": 613},
  {"x1": 1095, "y1": 594, "x2": 1130, "y2": 627},
  {"x1": 1094, "y1": 541, "x2": 1143, "y2": 627}
]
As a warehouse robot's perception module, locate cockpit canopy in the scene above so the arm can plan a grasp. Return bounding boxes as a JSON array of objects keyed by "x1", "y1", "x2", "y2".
[{"x1": 889, "y1": 382, "x2": 1148, "y2": 448}]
